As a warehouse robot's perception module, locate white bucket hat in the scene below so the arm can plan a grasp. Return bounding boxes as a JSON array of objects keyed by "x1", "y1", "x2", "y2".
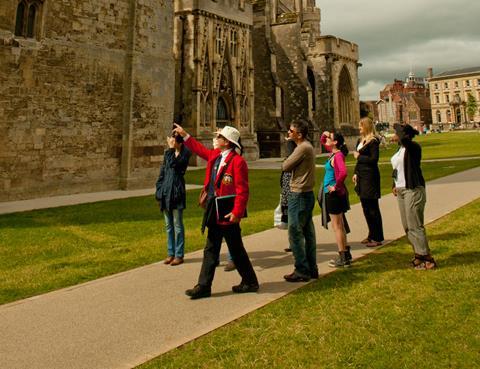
[{"x1": 218, "y1": 126, "x2": 241, "y2": 150}]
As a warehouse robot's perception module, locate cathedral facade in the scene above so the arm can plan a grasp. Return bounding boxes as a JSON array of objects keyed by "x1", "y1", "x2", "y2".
[
  {"x1": 174, "y1": 0, "x2": 361, "y2": 158},
  {"x1": 173, "y1": 0, "x2": 257, "y2": 161},
  {"x1": 252, "y1": 0, "x2": 360, "y2": 156}
]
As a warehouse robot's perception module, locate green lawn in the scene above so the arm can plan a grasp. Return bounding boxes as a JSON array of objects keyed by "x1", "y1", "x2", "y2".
[
  {"x1": 316, "y1": 131, "x2": 480, "y2": 165},
  {"x1": 0, "y1": 158, "x2": 479, "y2": 305},
  {"x1": 138, "y1": 198, "x2": 480, "y2": 369}
]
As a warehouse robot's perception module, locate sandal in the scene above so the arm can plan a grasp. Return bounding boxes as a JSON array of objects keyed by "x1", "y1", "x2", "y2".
[
  {"x1": 411, "y1": 254, "x2": 424, "y2": 267},
  {"x1": 415, "y1": 258, "x2": 437, "y2": 270}
]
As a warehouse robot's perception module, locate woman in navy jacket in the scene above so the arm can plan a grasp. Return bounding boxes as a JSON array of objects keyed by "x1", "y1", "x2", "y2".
[{"x1": 155, "y1": 134, "x2": 191, "y2": 266}]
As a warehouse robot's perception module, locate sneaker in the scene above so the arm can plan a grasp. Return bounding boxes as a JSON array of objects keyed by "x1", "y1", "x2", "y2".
[
  {"x1": 345, "y1": 246, "x2": 352, "y2": 262},
  {"x1": 328, "y1": 253, "x2": 351, "y2": 268}
]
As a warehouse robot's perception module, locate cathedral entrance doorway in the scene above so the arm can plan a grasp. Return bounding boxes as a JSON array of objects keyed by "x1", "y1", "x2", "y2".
[{"x1": 216, "y1": 97, "x2": 230, "y2": 128}]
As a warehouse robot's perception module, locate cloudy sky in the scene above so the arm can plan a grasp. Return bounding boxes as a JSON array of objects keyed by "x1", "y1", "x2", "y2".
[{"x1": 316, "y1": 0, "x2": 480, "y2": 100}]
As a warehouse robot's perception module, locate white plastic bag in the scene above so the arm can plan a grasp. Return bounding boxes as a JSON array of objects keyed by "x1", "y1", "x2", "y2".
[{"x1": 274, "y1": 200, "x2": 288, "y2": 230}]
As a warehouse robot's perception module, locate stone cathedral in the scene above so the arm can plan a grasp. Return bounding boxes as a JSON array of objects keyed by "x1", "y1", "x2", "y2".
[
  {"x1": 175, "y1": 0, "x2": 360, "y2": 160},
  {"x1": 0, "y1": 0, "x2": 359, "y2": 201}
]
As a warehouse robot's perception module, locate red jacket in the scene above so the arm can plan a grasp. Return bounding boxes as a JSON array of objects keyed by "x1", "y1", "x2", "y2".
[{"x1": 184, "y1": 136, "x2": 249, "y2": 224}]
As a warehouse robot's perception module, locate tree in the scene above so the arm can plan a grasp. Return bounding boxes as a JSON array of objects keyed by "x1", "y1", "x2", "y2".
[{"x1": 466, "y1": 93, "x2": 478, "y2": 122}]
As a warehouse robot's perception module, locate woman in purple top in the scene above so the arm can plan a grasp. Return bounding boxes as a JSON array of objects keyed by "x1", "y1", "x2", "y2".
[{"x1": 319, "y1": 131, "x2": 352, "y2": 268}]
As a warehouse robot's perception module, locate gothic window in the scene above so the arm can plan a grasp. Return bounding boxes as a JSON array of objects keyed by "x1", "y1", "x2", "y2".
[
  {"x1": 307, "y1": 68, "x2": 316, "y2": 111},
  {"x1": 338, "y1": 66, "x2": 353, "y2": 124},
  {"x1": 230, "y1": 30, "x2": 238, "y2": 58},
  {"x1": 15, "y1": 0, "x2": 43, "y2": 39},
  {"x1": 216, "y1": 97, "x2": 229, "y2": 128},
  {"x1": 215, "y1": 25, "x2": 222, "y2": 55},
  {"x1": 241, "y1": 98, "x2": 250, "y2": 128}
]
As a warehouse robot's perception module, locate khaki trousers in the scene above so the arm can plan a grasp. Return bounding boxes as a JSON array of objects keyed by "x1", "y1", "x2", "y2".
[{"x1": 396, "y1": 186, "x2": 430, "y2": 255}]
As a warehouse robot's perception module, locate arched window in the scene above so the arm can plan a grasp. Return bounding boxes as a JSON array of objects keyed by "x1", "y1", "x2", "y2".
[
  {"x1": 307, "y1": 68, "x2": 316, "y2": 111},
  {"x1": 14, "y1": 0, "x2": 43, "y2": 39},
  {"x1": 27, "y1": 4, "x2": 37, "y2": 38},
  {"x1": 338, "y1": 66, "x2": 353, "y2": 125},
  {"x1": 15, "y1": 2, "x2": 25, "y2": 36}
]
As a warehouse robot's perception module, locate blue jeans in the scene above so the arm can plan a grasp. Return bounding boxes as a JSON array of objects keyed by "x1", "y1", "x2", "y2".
[
  {"x1": 288, "y1": 191, "x2": 317, "y2": 277},
  {"x1": 163, "y1": 209, "x2": 185, "y2": 258}
]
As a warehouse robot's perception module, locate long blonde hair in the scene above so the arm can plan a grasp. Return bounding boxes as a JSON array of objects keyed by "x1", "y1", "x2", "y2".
[{"x1": 359, "y1": 117, "x2": 377, "y2": 143}]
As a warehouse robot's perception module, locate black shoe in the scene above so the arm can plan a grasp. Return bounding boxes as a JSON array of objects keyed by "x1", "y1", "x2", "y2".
[
  {"x1": 185, "y1": 285, "x2": 211, "y2": 299},
  {"x1": 232, "y1": 283, "x2": 259, "y2": 293},
  {"x1": 310, "y1": 270, "x2": 319, "y2": 279},
  {"x1": 284, "y1": 272, "x2": 310, "y2": 282}
]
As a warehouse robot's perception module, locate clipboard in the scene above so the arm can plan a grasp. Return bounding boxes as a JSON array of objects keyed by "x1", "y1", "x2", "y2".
[{"x1": 215, "y1": 195, "x2": 236, "y2": 221}]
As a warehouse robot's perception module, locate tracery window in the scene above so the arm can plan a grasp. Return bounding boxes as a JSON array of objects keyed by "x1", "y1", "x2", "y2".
[
  {"x1": 15, "y1": 0, "x2": 43, "y2": 39},
  {"x1": 230, "y1": 30, "x2": 238, "y2": 58},
  {"x1": 215, "y1": 25, "x2": 222, "y2": 55}
]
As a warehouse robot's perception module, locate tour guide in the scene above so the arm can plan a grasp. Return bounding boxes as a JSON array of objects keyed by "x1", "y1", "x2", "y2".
[{"x1": 173, "y1": 123, "x2": 259, "y2": 299}]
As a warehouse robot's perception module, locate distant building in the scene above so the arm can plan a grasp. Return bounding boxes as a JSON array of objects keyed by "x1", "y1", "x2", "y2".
[
  {"x1": 428, "y1": 66, "x2": 480, "y2": 130},
  {"x1": 377, "y1": 71, "x2": 430, "y2": 129},
  {"x1": 405, "y1": 95, "x2": 432, "y2": 131}
]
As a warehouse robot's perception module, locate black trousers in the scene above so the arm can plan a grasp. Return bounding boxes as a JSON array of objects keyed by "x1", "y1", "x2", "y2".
[
  {"x1": 360, "y1": 198, "x2": 384, "y2": 242},
  {"x1": 198, "y1": 223, "x2": 258, "y2": 288}
]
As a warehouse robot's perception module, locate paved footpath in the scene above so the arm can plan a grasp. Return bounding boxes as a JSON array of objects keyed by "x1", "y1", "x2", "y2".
[{"x1": 1, "y1": 167, "x2": 479, "y2": 369}]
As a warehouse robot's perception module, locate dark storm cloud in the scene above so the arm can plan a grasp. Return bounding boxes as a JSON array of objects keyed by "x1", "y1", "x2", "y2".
[{"x1": 316, "y1": 0, "x2": 480, "y2": 99}]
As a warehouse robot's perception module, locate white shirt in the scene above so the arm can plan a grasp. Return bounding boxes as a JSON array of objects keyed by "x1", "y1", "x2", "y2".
[
  {"x1": 217, "y1": 149, "x2": 233, "y2": 175},
  {"x1": 356, "y1": 140, "x2": 365, "y2": 151},
  {"x1": 391, "y1": 147, "x2": 406, "y2": 188}
]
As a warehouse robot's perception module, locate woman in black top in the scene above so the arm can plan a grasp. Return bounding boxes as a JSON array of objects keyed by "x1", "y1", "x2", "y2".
[
  {"x1": 391, "y1": 124, "x2": 436, "y2": 270},
  {"x1": 353, "y1": 117, "x2": 384, "y2": 247},
  {"x1": 155, "y1": 134, "x2": 191, "y2": 266}
]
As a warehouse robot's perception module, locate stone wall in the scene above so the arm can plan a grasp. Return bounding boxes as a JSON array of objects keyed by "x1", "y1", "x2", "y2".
[{"x1": 0, "y1": 0, "x2": 174, "y2": 201}]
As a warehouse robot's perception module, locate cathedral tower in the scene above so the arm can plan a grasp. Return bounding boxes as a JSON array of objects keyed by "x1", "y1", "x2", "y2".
[{"x1": 174, "y1": 0, "x2": 258, "y2": 161}]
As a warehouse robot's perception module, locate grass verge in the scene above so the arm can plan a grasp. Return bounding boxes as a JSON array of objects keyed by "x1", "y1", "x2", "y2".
[{"x1": 138, "y1": 198, "x2": 480, "y2": 369}]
